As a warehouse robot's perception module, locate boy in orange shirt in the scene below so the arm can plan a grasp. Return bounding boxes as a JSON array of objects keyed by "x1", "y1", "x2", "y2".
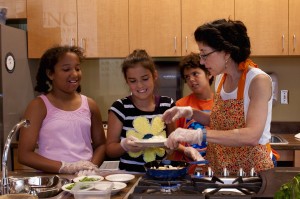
[{"x1": 168, "y1": 52, "x2": 214, "y2": 165}]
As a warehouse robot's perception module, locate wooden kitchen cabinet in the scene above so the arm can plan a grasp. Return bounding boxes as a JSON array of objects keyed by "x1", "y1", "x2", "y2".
[
  {"x1": 276, "y1": 150, "x2": 300, "y2": 167},
  {"x1": 294, "y1": 150, "x2": 300, "y2": 167},
  {"x1": 235, "y1": 0, "x2": 289, "y2": 56},
  {"x1": 129, "y1": 0, "x2": 181, "y2": 57},
  {"x1": 181, "y1": 0, "x2": 234, "y2": 55},
  {"x1": 77, "y1": 0, "x2": 129, "y2": 58},
  {"x1": 27, "y1": 0, "x2": 77, "y2": 58},
  {"x1": 289, "y1": 0, "x2": 300, "y2": 55},
  {"x1": 27, "y1": 0, "x2": 129, "y2": 58},
  {"x1": 0, "y1": 0, "x2": 26, "y2": 19}
]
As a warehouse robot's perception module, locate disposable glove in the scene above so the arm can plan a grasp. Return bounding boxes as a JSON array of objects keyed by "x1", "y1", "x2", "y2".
[
  {"x1": 120, "y1": 135, "x2": 144, "y2": 152},
  {"x1": 162, "y1": 106, "x2": 193, "y2": 124},
  {"x1": 59, "y1": 160, "x2": 98, "y2": 174},
  {"x1": 184, "y1": 146, "x2": 205, "y2": 161},
  {"x1": 77, "y1": 169, "x2": 97, "y2": 176},
  {"x1": 165, "y1": 128, "x2": 203, "y2": 150}
]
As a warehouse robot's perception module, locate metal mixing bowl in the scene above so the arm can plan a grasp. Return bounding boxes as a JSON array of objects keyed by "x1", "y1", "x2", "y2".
[{"x1": 8, "y1": 175, "x2": 70, "y2": 198}]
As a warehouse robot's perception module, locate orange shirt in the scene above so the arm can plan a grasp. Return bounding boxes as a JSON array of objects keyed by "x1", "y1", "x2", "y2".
[
  {"x1": 168, "y1": 93, "x2": 214, "y2": 170},
  {"x1": 176, "y1": 93, "x2": 214, "y2": 128}
]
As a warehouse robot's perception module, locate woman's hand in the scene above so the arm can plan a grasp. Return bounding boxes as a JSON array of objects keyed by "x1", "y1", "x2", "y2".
[
  {"x1": 165, "y1": 128, "x2": 203, "y2": 149},
  {"x1": 162, "y1": 106, "x2": 193, "y2": 124}
]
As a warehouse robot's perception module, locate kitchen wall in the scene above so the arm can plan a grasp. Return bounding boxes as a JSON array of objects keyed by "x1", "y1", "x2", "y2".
[
  {"x1": 79, "y1": 57, "x2": 300, "y2": 122},
  {"x1": 80, "y1": 59, "x2": 129, "y2": 121}
]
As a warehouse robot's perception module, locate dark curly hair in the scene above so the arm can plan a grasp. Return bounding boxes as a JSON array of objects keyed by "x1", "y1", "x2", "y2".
[
  {"x1": 194, "y1": 19, "x2": 251, "y2": 64},
  {"x1": 122, "y1": 49, "x2": 156, "y2": 80},
  {"x1": 179, "y1": 52, "x2": 213, "y2": 85},
  {"x1": 35, "y1": 45, "x2": 85, "y2": 93}
]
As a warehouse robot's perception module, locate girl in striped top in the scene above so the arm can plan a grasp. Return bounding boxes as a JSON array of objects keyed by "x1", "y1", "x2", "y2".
[{"x1": 106, "y1": 49, "x2": 176, "y2": 172}]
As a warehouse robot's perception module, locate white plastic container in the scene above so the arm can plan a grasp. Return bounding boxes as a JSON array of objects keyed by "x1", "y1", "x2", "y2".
[{"x1": 71, "y1": 181, "x2": 113, "y2": 199}]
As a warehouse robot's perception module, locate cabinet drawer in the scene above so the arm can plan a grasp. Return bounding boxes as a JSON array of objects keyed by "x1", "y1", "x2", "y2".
[{"x1": 277, "y1": 150, "x2": 294, "y2": 161}]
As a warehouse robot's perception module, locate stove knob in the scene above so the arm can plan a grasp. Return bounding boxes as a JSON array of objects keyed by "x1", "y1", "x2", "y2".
[
  {"x1": 206, "y1": 167, "x2": 214, "y2": 177},
  {"x1": 249, "y1": 168, "x2": 257, "y2": 177},
  {"x1": 237, "y1": 168, "x2": 246, "y2": 177},
  {"x1": 222, "y1": 167, "x2": 229, "y2": 177}
]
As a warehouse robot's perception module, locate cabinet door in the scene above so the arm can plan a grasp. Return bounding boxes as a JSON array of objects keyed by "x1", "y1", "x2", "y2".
[
  {"x1": 0, "y1": 0, "x2": 26, "y2": 19},
  {"x1": 289, "y1": 0, "x2": 300, "y2": 55},
  {"x1": 235, "y1": 0, "x2": 288, "y2": 56},
  {"x1": 129, "y1": 0, "x2": 181, "y2": 57},
  {"x1": 295, "y1": 150, "x2": 300, "y2": 167},
  {"x1": 182, "y1": 0, "x2": 234, "y2": 55},
  {"x1": 27, "y1": 0, "x2": 77, "y2": 58},
  {"x1": 77, "y1": 0, "x2": 129, "y2": 58}
]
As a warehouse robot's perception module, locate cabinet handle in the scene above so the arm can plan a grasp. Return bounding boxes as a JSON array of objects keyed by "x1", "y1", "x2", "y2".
[
  {"x1": 185, "y1": 36, "x2": 188, "y2": 52},
  {"x1": 282, "y1": 34, "x2": 285, "y2": 51},
  {"x1": 293, "y1": 34, "x2": 296, "y2": 51},
  {"x1": 174, "y1": 36, "x2": 177, "y2": 52},
  {"x1": 70, "y1": 38, "x2": 76, "y2": 46},
  {"x1": 80, "y1": 38, "x2": 86, "y2": 50}
]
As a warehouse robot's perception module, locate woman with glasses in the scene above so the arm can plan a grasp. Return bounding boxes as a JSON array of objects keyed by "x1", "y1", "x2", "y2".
[
  {"x1": 167, "y1": 53, "x2": 214, "y2": 172},
  {"x1": 163, "y1": 19, "x2": 275, "y2": 175}
]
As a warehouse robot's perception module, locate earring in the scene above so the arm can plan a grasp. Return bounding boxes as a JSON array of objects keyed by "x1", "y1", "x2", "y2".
[{"x1": 225, "y1": 60, "x2": 228, "y2": 69}]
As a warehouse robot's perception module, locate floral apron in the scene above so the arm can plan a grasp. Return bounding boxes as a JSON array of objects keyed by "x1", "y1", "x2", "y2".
[{"x1": 206, "y1": 66, "x2": 274, "y2": 175}]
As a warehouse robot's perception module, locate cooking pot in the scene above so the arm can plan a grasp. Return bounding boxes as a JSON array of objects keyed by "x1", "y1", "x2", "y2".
[{"x1": 144, "y1": 160, "x2": 208, "y2": 179}]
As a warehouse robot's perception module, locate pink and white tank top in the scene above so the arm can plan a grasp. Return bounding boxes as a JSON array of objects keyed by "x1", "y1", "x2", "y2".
[{"x1": 38, "y1": 94, "x2": 93, "y2": 162}]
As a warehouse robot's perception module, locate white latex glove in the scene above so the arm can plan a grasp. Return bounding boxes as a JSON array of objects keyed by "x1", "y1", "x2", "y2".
[
  {"x1": 76, "y1": 169, "x2": 97, "y2": 176},
  {"x1": 165, "y1": 128, "x2": 203, "y2": 150},
  {"x1": 120, "y1": 135, "x2": 144, "y2": 152},
  {"x1": 59, "y1": 160, "x2": 98, "y2": 174},
  {"x1": 184, "y1": 147, "x2": 205, "y2": 161},
  {"x1": 162, "y1": 106, "x2": 193, "y2": 124}
]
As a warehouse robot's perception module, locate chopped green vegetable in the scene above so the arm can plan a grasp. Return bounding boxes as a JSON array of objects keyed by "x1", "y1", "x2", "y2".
[
  {"x1": 65, "y1": 183, "x2": 75, "y2": 190},
  {"x1": 79, "y1": 177, "x2": 99, "y2": 182},
  {"x1": 79, "y1": 185, "x2": 91, "y2": 190}
]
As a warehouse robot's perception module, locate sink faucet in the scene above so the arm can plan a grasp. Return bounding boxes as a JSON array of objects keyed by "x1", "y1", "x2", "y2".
[{"x1": 1, "y1": 119, "x2": 30, "y2": 195}]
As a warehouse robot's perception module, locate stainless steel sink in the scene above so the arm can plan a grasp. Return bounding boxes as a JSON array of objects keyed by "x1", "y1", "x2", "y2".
[
  {"x1": 270, "y1": 134, "x2": 288, "y2": 145},
  {"x1": 8, "y1": 175, "x2": 70, "y2": 198}
]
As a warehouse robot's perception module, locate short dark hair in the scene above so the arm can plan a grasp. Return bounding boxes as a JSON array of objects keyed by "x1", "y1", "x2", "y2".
[
  {"x1": 194, "y1": 19, "x2": 251, "y2": 64},
  {"x1": 179, "y1": 52, "x2": 213, "y2": 85},
  {"x1": 35, "y1": 45, "x2": 85, "y2": 93}
]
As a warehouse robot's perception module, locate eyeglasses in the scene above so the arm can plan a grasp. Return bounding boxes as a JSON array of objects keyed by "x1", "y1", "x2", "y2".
[{"x1": 199, "y1": 50, "x2": 217, "y2": 61}]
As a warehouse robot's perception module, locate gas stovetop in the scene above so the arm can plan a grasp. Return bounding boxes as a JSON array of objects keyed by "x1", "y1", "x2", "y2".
[
  {"x1": 128, "y1": 175, "x2": 261, "y2": 199},
  {"x1": 128, "y1": 167, "x2": 300, "y2": 199}
]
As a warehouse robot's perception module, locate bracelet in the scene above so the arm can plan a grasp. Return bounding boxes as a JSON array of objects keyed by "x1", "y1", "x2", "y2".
[{"x1": 202, "y1": 128, "x2": 207, "y2": 143}]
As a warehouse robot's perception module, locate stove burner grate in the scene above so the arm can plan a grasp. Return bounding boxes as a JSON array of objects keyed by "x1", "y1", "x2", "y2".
[
  {"x1": 133, "y1": 175, "x2": 203, "y2": 195},
  {"x1": 129, "y1": 175, "x2": 262, "y2": 199},
  {"x1": 193, "y1": 176, "x2": 262, "y2": 196}
]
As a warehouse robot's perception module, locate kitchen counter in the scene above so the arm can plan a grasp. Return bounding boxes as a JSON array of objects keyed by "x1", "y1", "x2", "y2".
[
  {"x1": 271, "y1": 133, "x2": 300, "y2": 150},
  {"x1": 6, "y1": 167, "x2": 300, "y2": 198},
  {"x1": 7, "y1": 170, "x2": 142, "y2": 199}
]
